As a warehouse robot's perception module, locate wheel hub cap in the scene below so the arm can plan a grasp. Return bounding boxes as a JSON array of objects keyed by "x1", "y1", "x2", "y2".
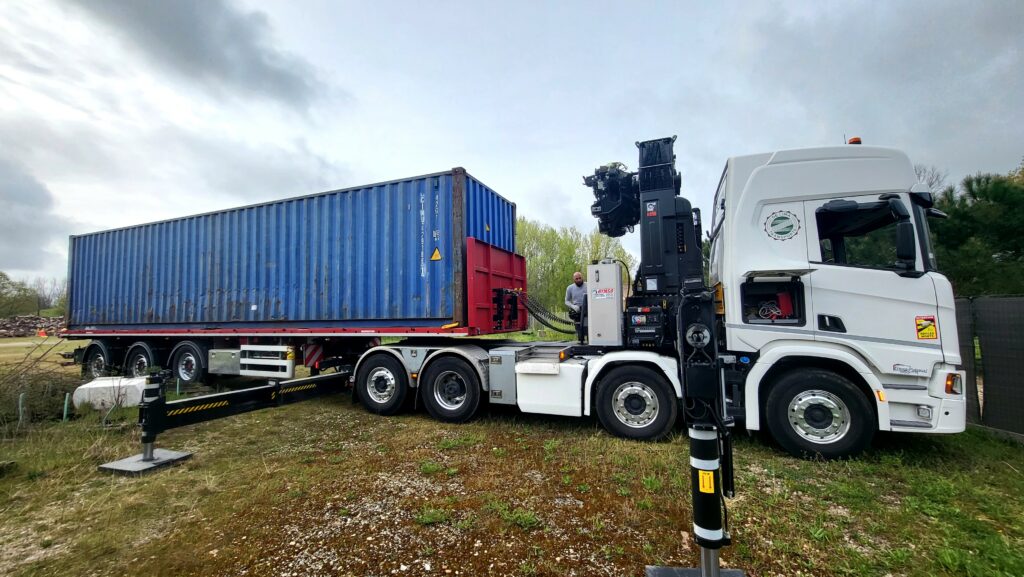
[
  {"x1": 90, "y1": 355, "x2": 106, "y2": 378},
  {"x1": 131, "y1": 355, "x2": 149, "y2": 377},
  {"x1": 367, "y1": 368, "x2": 396, "y2": 403},
  {"x1": 612, "y1": 382, "x2": 659, "y2": 428},
  {"x1": 789, "y1": 389, "x2": 851, "y2": 444},
  {"x1": 178, "y1": 353, "x2": 197, "y2": 381},
  {"x1": 434, "y1": 371, "x2": 467, "y2": 410}
]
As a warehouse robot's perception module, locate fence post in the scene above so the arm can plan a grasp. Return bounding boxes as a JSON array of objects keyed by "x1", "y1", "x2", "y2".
[
  {"x1": 63, "y1": 392, "x2": 72, "y2": 422},
  {"x1": 955, "y1": 297, "x2": 981, "y2": 424},
  {"x1": 973, "y1": 296, "x2": 1024, "y2": 436},
  {"x1": 16, "y1": 392, "x2": 26, "y2": 430}
]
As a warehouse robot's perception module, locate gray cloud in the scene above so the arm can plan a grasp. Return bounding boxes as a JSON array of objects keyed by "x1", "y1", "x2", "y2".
[
  {"x1": 65, "y1": 0, "x2": 326, "y2": 110},
  {"x1": 149, "y1": 125, "x2": 349, "y2": 209},
  {"x1": 0, "y1": 157, "x2": 72, "y2": 271},
  {"x1": 718, "y1": 1, "x2": 1024, "y2": 178}
]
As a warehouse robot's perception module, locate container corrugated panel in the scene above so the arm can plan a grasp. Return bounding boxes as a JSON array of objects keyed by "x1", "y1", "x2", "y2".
[
  {"x1": 464, "y1": 175, "x2": 515, "y2": 253},
  {"x1": 67, "y1": 169, "x2": 517, "y2": 333}
]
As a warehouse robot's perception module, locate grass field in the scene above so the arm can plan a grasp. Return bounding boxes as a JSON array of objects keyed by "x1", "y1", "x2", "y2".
[{"x1": 0, "y1": 338, "x2": 1022, "y2": 577}]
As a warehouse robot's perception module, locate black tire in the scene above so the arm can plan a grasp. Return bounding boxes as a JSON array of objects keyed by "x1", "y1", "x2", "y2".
[
  {"x1": 83, "y1": 346, "x2": 110, "y2": 380},
  {"x1": 124, "y1": 345, "x2": 154, "y2": 378},
  {"x1": 419, "y1": 356, "x2": 481, "y2": 423},
  {"x1": 765, "y1": 369, "x2": 875, "y2": 459},
  {"x1": 595, "y1": 366, "x2": 677, "y2": 441},
  {"x1": 171, "y1": 343, "x2": 206, "y2": 386},
  {"x1": 355, "y1": 354, "x2": 409, "y2": 415}
]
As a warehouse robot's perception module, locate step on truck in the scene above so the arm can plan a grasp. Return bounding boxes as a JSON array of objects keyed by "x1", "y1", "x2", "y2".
[{"x1": 64, "y1": 138, "x2": 966, "y2": 459}]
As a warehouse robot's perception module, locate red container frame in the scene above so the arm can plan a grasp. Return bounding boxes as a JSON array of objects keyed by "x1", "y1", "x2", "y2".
[{"x1": 465, "y1": 237, "x2": 527, "y2": 334}]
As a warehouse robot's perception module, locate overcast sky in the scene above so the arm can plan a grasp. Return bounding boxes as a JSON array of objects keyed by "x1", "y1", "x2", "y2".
[{"x1": 1, "y1": 0, "x2": 1021, "y2": 279}]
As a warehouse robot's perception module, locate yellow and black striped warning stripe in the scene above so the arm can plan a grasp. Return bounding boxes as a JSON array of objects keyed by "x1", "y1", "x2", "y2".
[
  {"x1": 281, "y1": 383, "x2": 317, "y2": 395},
  {"x1": 166, "y1": 400, "x2": 230, "y2": 416}
]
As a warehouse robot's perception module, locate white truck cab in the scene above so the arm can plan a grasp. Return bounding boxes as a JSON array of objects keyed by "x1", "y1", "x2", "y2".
[{"x1": 709, "y1": 145, "x2": 965, "y2": 456}]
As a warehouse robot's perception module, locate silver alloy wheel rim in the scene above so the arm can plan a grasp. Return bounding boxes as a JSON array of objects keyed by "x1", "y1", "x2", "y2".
[
  {"x1": 89, "y1": 353, "x2": 106, "y2": 379},
  {"x1": 788, "y1": 389, "x2": 851, "y2": 444},
  {"x1": 177, "y1": 351, "x2": 197, "y2": 382},
  {"x1": 433, "y1": 370, "x2": 467, "y2": 410},
  {"x1": 129, "y1": 353, "x2": 149, "y2": 378},
  {"x1": 611, "y1": 381, "x2": 659, "y2": 428},
  {"x1": 367, "y1": 367, "x2": 397, "y2": 404}
]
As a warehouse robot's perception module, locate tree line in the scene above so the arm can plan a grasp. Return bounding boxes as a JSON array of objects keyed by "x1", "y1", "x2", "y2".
[
  {"x1": 928, "y1": 159, "x2": 1024, "y2": 295},
  {"x1": 515, "y1": 218, "x2": 636, "y2": 316},
  {"x1": 0, "y1": 273, "x2": 66, "y2": 318}
]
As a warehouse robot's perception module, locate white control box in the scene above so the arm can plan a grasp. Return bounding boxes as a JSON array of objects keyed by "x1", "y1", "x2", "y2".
[{"x1": 587, "y1": 260, "x2": 623, "y2": 346}]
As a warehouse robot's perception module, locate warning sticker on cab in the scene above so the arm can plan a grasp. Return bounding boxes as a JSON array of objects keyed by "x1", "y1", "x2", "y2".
[
  {"x1": 915, "y1": 316, "x2": 937, "y2": 340},
  {"x1": 698, "y1": 470, "x2": 715, "y2": 494}
]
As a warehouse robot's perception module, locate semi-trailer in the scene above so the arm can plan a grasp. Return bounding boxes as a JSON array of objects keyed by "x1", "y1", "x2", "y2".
[
  {"x1": 65, "y1": 140, "x2": 965, "y2": 461},
  {"x1": 64, "y1": 168, "x2": 527, "y2": 388}
]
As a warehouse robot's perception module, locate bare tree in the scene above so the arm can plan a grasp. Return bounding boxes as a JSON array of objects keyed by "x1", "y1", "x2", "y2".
[
  {"x1": 914, "y1": 164, "x2": 948, "y2": 191},
  {"x1": 29, "y1": 276, "x2": 66, "y2": 311}
]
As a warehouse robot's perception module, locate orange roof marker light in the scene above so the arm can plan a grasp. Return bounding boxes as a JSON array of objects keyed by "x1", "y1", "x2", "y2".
[{"x1": 848, "y1": 137, "x2": 862, "y2": 145}]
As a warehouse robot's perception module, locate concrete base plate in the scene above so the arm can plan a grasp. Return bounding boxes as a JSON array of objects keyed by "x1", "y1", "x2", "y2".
[
  {"x1": 645, "y1": 567, "x2": 745, "y2": 576},
  {"x1": 99, "y1": 449, "x2": 192, "y2": 476}
]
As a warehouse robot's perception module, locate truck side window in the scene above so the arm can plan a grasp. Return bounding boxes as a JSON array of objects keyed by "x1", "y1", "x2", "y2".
[{"x1": 815, "y1": 200, "x2": 901, "y2": 269}]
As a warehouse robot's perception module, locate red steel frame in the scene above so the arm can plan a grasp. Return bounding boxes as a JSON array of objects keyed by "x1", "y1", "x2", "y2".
[{"x1": 465, "y1": 237, "x2": 528, "y2": 333}]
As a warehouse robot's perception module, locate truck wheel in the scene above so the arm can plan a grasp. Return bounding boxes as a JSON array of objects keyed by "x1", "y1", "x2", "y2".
[
  {"x1": 595, "y1": 366, "x2": 677, "y2": 441},
  {"x1": 355, "y1": 354, "x2": 408, "y2": 415},
  {"x1": 172, "y1": 344, "x2": 206, "y2": 385},
  {"x1": 124, "y1": 346, "x2": 154, "y2": 378},
  {"x1": 419, "y1": 357, "x2": 481, "y2": 423},
  {"x1": 765, "y1": 369, "x2": 875, "y2": 459},
  {"x1": 84, "y1": 346, "x2": 109, "y2": 380}
]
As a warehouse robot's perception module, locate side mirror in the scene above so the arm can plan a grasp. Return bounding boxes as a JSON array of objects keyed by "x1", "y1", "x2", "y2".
[{"x1": 896, "y1": 220, "x2": 916, "y2": 265}]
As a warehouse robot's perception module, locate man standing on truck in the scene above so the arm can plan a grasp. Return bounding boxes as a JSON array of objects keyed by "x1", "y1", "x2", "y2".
[{"x1": 565, "y1": 271, "x2": 587, "y2": 342}]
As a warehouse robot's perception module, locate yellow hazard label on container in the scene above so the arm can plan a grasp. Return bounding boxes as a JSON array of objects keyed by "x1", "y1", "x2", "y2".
[
  {"x1": 916, "y1": 316, "x2": 937, "y2": 339},
  {"x1": 699, "y1": 470, "x2": 715, "y2": 494},
  {"x1": 430, "y1": 247, "x2": 442, "y2": 261}
]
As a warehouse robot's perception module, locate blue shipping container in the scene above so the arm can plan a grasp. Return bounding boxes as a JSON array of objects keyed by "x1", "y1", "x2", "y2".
[{"x1": 67, "y1": 168, "x2": 516, "y2": 331}]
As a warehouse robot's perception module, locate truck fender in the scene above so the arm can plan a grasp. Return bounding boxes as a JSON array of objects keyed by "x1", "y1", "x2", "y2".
[
  {"x1": 744, "y1": 341, "x2": 889, "y2": 432},
  {"x1": 124, "y1": 341, "x2": 162, "y2": 369},
  {"x1": 354, "y1": 346, "x2": 416, "y2": 385},
  {"x1": 354, "y1": 345, "x2": 490, "y2": 391},
  {"x1": 84, "y1": 340, "x2": 117, "y2": 369},
  {"x1": 582, "y1": 351, "x2": 682, "y2": 417},
  {"x1": 420, "y1": 346, "x2": 490, "y2": 391}
]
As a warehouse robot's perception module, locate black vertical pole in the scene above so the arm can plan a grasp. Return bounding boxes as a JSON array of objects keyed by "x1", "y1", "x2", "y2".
[
  {"x1": 139, "y1": 372, "x2": 167, "y2": 461},
  {"x1": 690, "y1": 425, "x2": 726, "y2": 576}
]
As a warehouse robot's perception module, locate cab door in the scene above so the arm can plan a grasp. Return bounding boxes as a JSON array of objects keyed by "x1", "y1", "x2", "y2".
[{"x1": 802, "y1": 193, "x2": 943, "y2": 378}]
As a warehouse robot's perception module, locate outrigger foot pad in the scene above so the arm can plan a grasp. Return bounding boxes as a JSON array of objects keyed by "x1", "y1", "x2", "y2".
[
  {"x1": 645, "y1": 567, "x2": 745, "y2": 577},
  {"x1": 99, "y1": 449, "x2": 192, "y2": 476}
]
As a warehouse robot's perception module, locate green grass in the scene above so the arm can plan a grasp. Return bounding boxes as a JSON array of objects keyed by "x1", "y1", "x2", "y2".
[
  {"x1": 437, "y1": 433, "x2": 483, "y2": 450},
  {"x1": 485, "y1": 498, "x2": 543, "y2": 530},
  {"x1": 414, "y1": 506, "x2": 450, "y2": 526},
  {"x1": 419, "y1": 460, "x2": 443, "y2": 475}
]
